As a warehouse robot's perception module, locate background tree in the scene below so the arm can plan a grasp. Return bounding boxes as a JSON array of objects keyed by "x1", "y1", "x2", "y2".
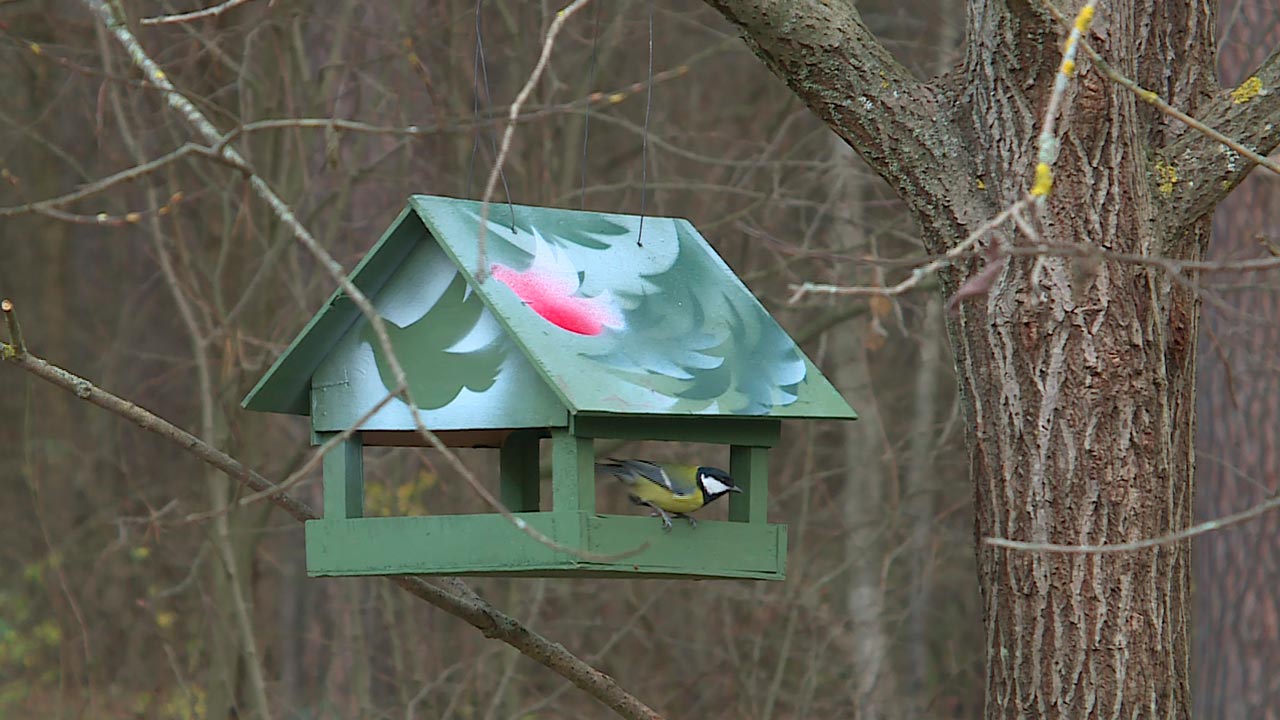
[
  {"x1": 1, "y1": 2, "x2": 976, "y2": 717},
  {"x1": 1194, "y1": 0, "x2": 1280, "y2": 717}
]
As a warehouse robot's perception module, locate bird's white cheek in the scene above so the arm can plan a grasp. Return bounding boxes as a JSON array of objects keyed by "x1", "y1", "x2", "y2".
[{"x1": 700, "y1": 475, "x2": 732, "y2": 496}]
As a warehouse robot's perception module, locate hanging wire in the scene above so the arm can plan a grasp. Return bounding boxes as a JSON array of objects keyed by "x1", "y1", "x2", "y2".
[
  {"x1": 467, "y1": 0, "x2": 515, "y2": 231},
  {"x1": 635, "y1": 0, "x2": 654, "y2": 246},
  {"x1": 579, "y1": 1, "x2": 602, "y2": 209},
  {"x1": 466, "y1": 1, "x2": 484, "y2": 196}
]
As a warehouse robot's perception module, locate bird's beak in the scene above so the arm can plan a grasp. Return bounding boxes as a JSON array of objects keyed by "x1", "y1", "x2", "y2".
[{"x1": 729, "y1": 486, "x2": 743, "y2": 493}]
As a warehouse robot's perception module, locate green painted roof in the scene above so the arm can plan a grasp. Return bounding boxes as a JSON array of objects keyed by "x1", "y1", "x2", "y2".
[{"x1": 242, "y1": 195, "x2": 856, "y2": 423}]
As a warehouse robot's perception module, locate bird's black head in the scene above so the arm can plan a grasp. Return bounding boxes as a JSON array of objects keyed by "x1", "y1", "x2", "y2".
[{"x1": 695, "y1": 466, "x2": 741, "y2": 501}]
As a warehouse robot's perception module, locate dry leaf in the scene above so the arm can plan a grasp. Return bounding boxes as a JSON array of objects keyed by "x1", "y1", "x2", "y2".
[{"x1": 869, "y1": 293, "x2": 893, "y2": 320}]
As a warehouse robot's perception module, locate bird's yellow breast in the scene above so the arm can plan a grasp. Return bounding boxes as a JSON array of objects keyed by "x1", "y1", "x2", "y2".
[{"x1": 627, "y1": 480, "x2": 706, "y2": 513}]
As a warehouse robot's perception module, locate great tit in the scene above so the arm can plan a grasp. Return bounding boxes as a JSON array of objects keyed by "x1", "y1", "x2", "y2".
[{"x1": 595, "y1": 459, "x2": 742, "y2": 531}]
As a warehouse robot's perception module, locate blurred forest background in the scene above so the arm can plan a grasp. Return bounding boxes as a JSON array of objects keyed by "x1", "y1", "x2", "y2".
[{"x1": 0, "y1": 1, "x2": 1275, "y2": 718}]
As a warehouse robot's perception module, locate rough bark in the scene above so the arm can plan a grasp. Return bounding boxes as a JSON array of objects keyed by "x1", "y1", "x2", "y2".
[
  {"x1": 956, "y1": 4, "x2": 1208, "y2": 717},
  {"x1": 1193, "y1": 1, "x2": 1280, "y2": 716},
  {"x1": 702, "y1": 0, "x2": 1280, "y2": 717}
]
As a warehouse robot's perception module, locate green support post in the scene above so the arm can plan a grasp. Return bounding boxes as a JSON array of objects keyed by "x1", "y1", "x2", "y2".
[
  {"x1": 728, "y1": 445, "x2": 768, "y2": 524},
  {"x1": 551, "y1": 429, "x2": 595, "y2": 513},
  {"x1": 321, "y1": 432, "x2": 364, "y2": 519},
  {"x1": 500, "y1": 430, "x2": 542, "y2": 512}
]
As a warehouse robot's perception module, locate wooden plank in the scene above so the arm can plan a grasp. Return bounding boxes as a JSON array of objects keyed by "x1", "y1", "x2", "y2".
[
  {"x1": 306, "y1": 513, "x2": 572, "y2": 575},
  {"x1": 361, "y1": 429, "x2": 516, "y2": 448},
  {"x1": 728, "y1": 445, "x2": 769, "y2": 524},
  {"x1": 582, "y1": 514, "x2": 783, "y2": 576},
  {"x1": 572, "y1": 414, "x2": 781, "y2": 447},
  {"x1": 321, "y1": 432, "x2": 364, "y2": 519},
  {"x1": 304, "y1": 512, "x2": 785, "y2": 580},
  {"x1": 551, "y1": 429, "x2": 595, "y2": 513}
]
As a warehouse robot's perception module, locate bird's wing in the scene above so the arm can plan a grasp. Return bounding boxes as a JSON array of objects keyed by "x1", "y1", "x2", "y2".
[{"x1": 612, "y1": 459, "x2": 699, "y2": 496}]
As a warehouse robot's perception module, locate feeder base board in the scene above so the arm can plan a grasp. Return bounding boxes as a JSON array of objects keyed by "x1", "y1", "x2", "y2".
[{"x1": 305, "y1": 511, "x2": 786, "y2": 580}]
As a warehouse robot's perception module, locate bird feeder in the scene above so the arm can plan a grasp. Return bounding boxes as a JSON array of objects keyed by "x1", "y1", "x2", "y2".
[{"x1": 242, "y1": 195, "x2": 856, "y2": 580}]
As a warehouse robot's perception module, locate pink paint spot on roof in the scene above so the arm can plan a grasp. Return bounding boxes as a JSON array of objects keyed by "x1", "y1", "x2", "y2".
[{"x1": 491, "y1": 230, "x2": 623, "y2": 336}]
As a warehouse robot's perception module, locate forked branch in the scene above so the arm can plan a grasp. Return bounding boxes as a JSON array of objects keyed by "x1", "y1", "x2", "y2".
[
  {"x1": 1159, "y1": 46, "x2": 1280, "y2": 231},
  {"x1": 701, "y1": 0, "x2": 985, "y2": 249},
  {"x1": 80, "y1": 0, "x2": 641, "y2": 560}
]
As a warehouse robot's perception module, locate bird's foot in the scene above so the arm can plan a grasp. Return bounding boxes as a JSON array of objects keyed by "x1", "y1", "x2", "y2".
[
  {"x1": 674, "y1": 513, "x2": 697, "y2": 529},
  {"x1": 640, "y1": 502, "x2": 674, "y2": 531}
]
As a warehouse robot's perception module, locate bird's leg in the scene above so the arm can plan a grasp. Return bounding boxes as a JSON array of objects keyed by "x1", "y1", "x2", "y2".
[
  {"x1": 673, "y1": 513, "x2": 697, "y2": 529},
  {"x1": 637, "y1": 501, "x2": 674, "y2": 531}
]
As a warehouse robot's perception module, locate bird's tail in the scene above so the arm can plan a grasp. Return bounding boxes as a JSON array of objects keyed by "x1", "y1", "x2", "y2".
[{"x1": 594, "y1": 460, "x2": 634, "y2": 483}]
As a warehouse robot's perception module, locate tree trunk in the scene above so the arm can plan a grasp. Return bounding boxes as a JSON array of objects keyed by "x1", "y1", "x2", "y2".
[
  {"x1": 701, "y1": 0, "x2": 1278, "y2": 716},
  {"x1": 1193, "y1": 1, "x2": 1280, "y2": 716},
  {"x1": 831, "y1": 140, "x2": 899, "y2": 717},
  {"x1": 954, "y1": 7, "x2": 1209, "y2": 715},
  {"x1": 903, "y1": 298, "x2": 945, "y2": 710}
]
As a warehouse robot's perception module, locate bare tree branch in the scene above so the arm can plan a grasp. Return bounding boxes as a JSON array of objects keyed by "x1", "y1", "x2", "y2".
[
  {"x1": 0, "y1": 310, "x2": 662, "y2": 720},
  {"x1": 477, "y1": 0, "x2": 595, "y2": 278},
  {"x1": 70, "y1": 2, "x2": 660, "y2": 714},
  {"x1": 1036, "y1": 1, "x2": 1280, "y2": 237},
  {"x1": 986, "y1": 483, "x2": 1280, "y2": 554},
  {"x1": 700, "y1": 0, "x2": 985, "y2": 250},
  {"x1": 1162, "y1": 47, "x2": 1280, "y2": 231},
  {"x1": 139, "y1": 0, "x2": 258, "y2": 26},
  {"x1": 2, "y1": 298, "x2": 26, "y2": 357},
  {"x1": 788, "y1": 197, "x2": 1031, "y2": 301},
  {"x1": 0, "y1": 144, "x2": 222, "y2": 218},
  {"x1": 80, "y1": 0, "x2": 634, "y2": 561}
]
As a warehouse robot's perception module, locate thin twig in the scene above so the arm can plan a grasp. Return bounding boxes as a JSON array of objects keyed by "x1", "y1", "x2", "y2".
[
  {"x1": 786, "y1": 193, "x2": 1280, "y2": 306},
  {"x1": 140, "y1": 0, "x2": 258, "y2": 26},
  {"x1": 0, "y1": 344, "x2": 662, "y2": 720},
  {"x1": 82, "y1": 0, "x2": 641, "y2": 563},
  {"x1": 83, "y1": 0, "x2": 434, "y2": 423},
  {"x1": 1043, "y1": 0, "x2": 1280, "y2": 177},
  {"x1": 1001, "y1": 243, "x2": 1207, "y2": 273},
  {"x1": 2, "y1": 299, "x2": 26, "y2": 357},
  {"x1": 0, "y1": 144, "x2": 200, "y2": 217},
  {"x1": 787, "y1": 197, "x2": 1030, "y2": 301},
  {"x1": 207, "y1": 61, "x2": 696, "y2": 153},
  {"x1": 184, "y1": 388, "x2": 644, "y2": 561},
  {"x1": 1029, "y1": 1, "x2": 1098, "y2": 203},
  {"x1": 476, "y1": 0, "x2": 595, "y2": 279},
  {"x1": 986, "y1": 486, "x2": 1280, "y2": 554},
  {"x1": 181, "y1": 387, "x2": 404, "y2": 523}
]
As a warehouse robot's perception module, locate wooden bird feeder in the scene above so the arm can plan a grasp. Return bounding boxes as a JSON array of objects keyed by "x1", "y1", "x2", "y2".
[{"x1": 242, "y1": 195, "x2": 856, "y2": 580}]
